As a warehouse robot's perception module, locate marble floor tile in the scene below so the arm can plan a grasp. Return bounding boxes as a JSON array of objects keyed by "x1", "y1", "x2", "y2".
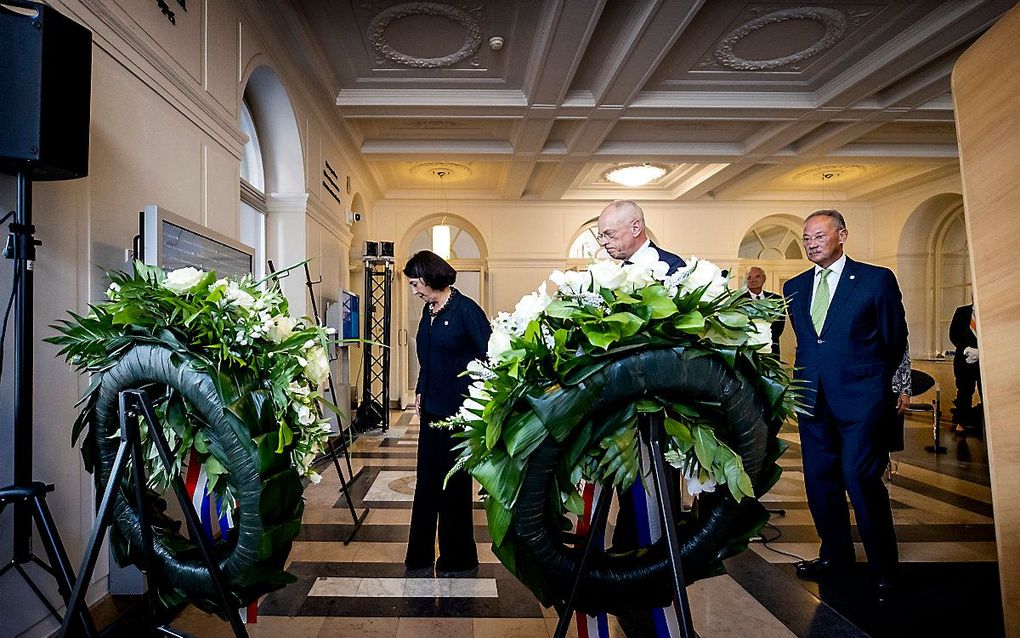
[
  {"x1": 395, "y1": 617, "x2": 472, "y2": 638},
  {"x1": 688, "y1": 574, "x2": 797, "y2": 638},
  {"x1": 473, "y1": 617, "x2": 551, "y2": 638},
  {"x1": 318, "y1": 616, "x2": 399, "y2": 637},
  {"x1": 309, "y1": 576, "x2": 362, "y2": 597},
  {"x1": 162, "y1": 407, "x2": 1001, "y2": 637}
]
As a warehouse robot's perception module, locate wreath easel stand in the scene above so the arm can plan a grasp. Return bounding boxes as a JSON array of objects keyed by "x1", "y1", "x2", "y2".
[
  {"x1": 59, "y1": 390, "x2": 248, "y2": 638},
  {"x1": 551, "y1": 411, "x2": 696, "y2": 638}
]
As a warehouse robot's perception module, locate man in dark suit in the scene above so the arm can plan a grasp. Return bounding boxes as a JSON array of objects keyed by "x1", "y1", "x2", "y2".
[
  {"x1": 743, "y1": 266, "x2": 786, "y2": 358},
  {"x1": 597, "y1": 200, "x2": 685, "y2": 274},
  {"x1": 596, "y1": 200, "x2": 685, "y2": 636},
  {"x1": 949, "y1": 303, "x2": 981, "y2": 428},
  {"x1": 783, "y1": 209, "x2": 908, "y2": 604}
]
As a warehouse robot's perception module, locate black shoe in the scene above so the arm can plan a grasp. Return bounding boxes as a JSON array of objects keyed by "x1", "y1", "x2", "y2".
[
  {"x1": 795, "y1": 557, "x2": 851, "y2": 581},
  {"x1": 876, "y1": 579, "x2": 896, "y2": 604}
]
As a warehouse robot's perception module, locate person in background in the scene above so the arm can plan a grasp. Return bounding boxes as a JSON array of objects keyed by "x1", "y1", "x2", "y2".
[
  {"x1": 783, "y1": 209, "x2": 908, "y2": 604},
  {"x1": 949, "y1": 303, "x2": 981, "y2": 431},
  {"x1": 742, "y1": 266, "x2": 786, "y2": 358},
  {"x1": 403, "y1": 250, "x2": 490, "y2": 577}
]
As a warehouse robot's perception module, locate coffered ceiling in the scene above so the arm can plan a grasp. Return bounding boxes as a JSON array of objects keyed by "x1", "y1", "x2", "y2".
[{"x1": 270, "y1": 0, "x2": 1015, "y2": 202}]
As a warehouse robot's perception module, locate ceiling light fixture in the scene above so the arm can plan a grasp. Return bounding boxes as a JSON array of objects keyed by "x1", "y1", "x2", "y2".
[
  {"x1": 604, "y1": 163, "x2": 668, "y2": 187},
  {"x1": 431, "y1": 170, "x2": 452, "y2": 259}
]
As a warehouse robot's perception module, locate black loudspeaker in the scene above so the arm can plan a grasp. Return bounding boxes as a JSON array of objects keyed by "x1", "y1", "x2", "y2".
[
  {"x1": 0, "y1": 1, "x2": 92, "y2": 180},
  {"x1": 364, "y1": 241, "x2": 379, "y2": 257}
]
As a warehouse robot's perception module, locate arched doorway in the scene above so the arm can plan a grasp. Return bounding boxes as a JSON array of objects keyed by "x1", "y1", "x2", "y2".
[
  {"x1": 398, "y1": 216, "x2": 487, "y2": 406},
  {"x1": 736, "y1": 214, "x2": 811, "y2": 362},
  {"x1": 896, "y1": 193, "x2": 966, "y2": 353}
]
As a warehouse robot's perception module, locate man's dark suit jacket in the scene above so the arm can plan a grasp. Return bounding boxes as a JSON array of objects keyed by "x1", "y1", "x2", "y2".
[
  {"x1": 783, "y1": 257, "x2": 907, "y2": 448},
  {"x1": 742, "y1": 289, "x2": 786, "y2": 357},
  {"x1": 648, "y1": 241, "x2": 685, "y2": 275},
  {"x1": 949, "y1": 304, "x2": 978, "y2": 358}
]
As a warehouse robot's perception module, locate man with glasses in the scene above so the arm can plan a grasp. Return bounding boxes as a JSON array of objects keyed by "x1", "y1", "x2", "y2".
[
  {"x1": 597, "y1": 200, "x2": 685, "y2": 274},
  {"x1": 594, "y1": 200, "x2": 685, "y2": 637},
  {"x1": 783, "y1": 209, "x2": 908, "y2": 604}
]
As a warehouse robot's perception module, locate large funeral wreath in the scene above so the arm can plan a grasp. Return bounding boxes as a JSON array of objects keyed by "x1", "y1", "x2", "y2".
[
  {"x1": 47, "y1": 263, "x2": 336, "y2": 614},
  {"x1": 441, "y1": 256, "x2": 800, "y2": 615}
]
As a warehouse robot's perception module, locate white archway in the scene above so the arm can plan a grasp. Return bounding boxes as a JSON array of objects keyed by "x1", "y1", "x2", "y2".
[
  {"x1": 241, "y1": 65, "x2": 308, "y2": 313},
  {"x1": 397, "y1": 214, "x2": 489, "y2": 407},
  {"x1": 896, "y1": 192, "x2": 966, "y2": 353}
]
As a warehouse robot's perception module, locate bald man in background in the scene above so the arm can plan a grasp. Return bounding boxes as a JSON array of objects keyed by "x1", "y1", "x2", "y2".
[
  {"x1": 597, "y1": 200, "x2": 685, "y2": 274},
  {"x1": 743, "y1": 266, "x2": 786, "y2": 358}
]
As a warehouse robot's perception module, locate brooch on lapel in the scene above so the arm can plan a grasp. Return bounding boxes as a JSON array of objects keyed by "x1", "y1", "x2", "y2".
[{"x1": 849, "y1": 275, "x2": 856, "y2": 280}]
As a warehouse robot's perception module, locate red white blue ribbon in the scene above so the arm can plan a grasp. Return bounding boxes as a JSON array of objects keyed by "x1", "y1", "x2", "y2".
[
  {"x1": 184, "y1": 450, "x2": 258, "y2": 624},
  {"x1": 574, "y1": 437, "x2": 682, "y2": 637}
]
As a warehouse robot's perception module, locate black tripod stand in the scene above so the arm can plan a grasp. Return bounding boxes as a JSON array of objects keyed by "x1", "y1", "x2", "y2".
[
  {"x1": 552, "y1": 412, "x2": 696, "y2": 638},
  {"x1": 0, "y1": 170, "x2": 95, "y2": 634}
]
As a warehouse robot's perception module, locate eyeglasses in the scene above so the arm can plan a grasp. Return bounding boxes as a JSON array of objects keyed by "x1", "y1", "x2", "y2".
[{"x1": 595, "y1": 220, "x2": 636, "y2": 242}]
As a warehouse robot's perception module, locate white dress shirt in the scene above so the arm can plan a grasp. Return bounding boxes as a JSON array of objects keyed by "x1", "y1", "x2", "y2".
[{"x1": 811, "y1": 252, "x2": 847, "y2": 307}]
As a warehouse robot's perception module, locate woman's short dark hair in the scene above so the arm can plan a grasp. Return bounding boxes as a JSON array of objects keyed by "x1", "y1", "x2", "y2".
[{"x1": 403, "y1": 250, "x2": 457, "y2": 289}]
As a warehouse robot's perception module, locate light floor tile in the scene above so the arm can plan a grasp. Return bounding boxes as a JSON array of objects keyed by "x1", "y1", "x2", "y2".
[
  {"x1": 688, "y1": 574, "x2": 797, "y2": 638},
  {"x1": 395, "y1": 617, "x2": 473, "y2": 638},
  {"x1": 308, "y1": 576, "x2": 361, "y2": 597},
  {"x1": 473, "y1": 618, "x2": 550, "y2": 638},
  {"x1": 318, "y1": 616, "x2": 399, "y2": 637}
]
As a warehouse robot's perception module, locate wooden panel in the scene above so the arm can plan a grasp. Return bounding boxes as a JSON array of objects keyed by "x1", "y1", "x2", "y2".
[{"x1": 951, "y1": 6, "x2": 1020, "y2": 635}]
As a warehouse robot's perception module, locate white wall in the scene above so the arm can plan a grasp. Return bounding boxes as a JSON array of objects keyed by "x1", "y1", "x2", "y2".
[{"x1": 0, "y1": 1, "x2": 369, "y2": 634}]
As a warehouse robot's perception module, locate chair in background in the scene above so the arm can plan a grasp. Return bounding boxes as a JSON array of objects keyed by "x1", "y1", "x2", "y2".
[{"x1": 908, "y1": 369, "x2": 945, "y2": 454}]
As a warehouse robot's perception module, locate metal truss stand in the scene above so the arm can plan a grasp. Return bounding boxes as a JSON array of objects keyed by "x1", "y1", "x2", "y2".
[
  {"x1": 301, "y1": 264, "x2": 369, "y2": 544},
  {"x1": 356, "y1": 257, "x2": 392, "y2": 433},
  {"x1": 552, "y1": 412, "x2": 696, "y2": 638},
  {"x1": 60, "y1": 390, "x2": 249, "y2": 638}
]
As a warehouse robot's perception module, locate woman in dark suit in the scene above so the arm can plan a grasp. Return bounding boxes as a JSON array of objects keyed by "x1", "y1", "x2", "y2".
[{"x1": 403, "y1": 250, "x2": 490, "y2": 577}]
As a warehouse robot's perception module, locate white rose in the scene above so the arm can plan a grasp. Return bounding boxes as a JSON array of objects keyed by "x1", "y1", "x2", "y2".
[
  {"x1": 680, "y1": 258, "x2": 728, "y2": 301},
  {"x1": 748, "y1": 320, "x2": 773, "y2": 352},
  {"x1": 487, "y1": 329, "x2": 513, "y2": 363},
  {"x1": 287, "y1": 381, "x2": 310, "y2": 397},
  {"x1": 589, "y1": 260, "x2": 628, "y2": 290},
  {"x1": 267, "y1": 316, "x2": 297, "y2": 343},
  {"x1": 514, "y1": 282, "x2": 551, "y2": 327},
  {"x1": 620, "y1": 263, "x2": 657, "y2": 293},
  {"x1": 295, "y1": 403, "x2": 316, "y2": 426},
  {"x1": 303, "y1": 346, "x2": 330, "y2": 385},
  {"x1": 549, "y1": 269, "x2": 593, "y2": 296},
  {"x1": 105, "y1": 282, "x2": 121, "y2": 300},
  {"x1": 308, "y1": 471, "x2": 323, "y2": 484},
  {"x1": 162, "y1": 267, "x2": 205, "y2": 293},
  {"x1": 223, "y1": 281, "x2": 256, "y2": 308}
]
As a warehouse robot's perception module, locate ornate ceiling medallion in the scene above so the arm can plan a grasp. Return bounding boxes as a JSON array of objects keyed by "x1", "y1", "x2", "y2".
[
  {"x1": 714, "y1": 7, "x2": 847, "y2": 72},
  {"x1": 409, "y1": 161, "x2": 474, "y2": 182},
  {"x1": 368, "y1": 2, "x2": 482, "y2": 69},
  {"x1": 790, "y1": 164, "x2": 866, "y2": 185}
]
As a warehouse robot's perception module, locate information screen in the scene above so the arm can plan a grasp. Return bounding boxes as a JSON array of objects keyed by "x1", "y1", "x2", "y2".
[{"x1": 141, "y1": 206, "x2": 254, "y2": 277}]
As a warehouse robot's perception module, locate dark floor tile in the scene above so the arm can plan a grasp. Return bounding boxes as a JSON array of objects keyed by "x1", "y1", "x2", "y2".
[{"x1": 723, "y1": 551, "x2": 868, "y2": 638}]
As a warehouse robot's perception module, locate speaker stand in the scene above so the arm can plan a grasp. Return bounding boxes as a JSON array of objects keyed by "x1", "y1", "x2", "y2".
[{"x1": 1, "y1": 171, "x2": 96, "y2": 634}]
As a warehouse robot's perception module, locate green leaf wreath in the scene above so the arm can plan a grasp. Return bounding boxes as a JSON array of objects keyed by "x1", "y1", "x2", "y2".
[
  {"x1": 440, "y1": 256, "x2": 802, "y2": 608},
  {"x1": 46, "y1": 262, "x2": 337, "y2": 612}
]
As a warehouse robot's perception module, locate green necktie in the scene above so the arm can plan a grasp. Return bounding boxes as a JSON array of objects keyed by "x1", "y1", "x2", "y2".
[{"x1": 811, "y1": 268, "x2": 832, "y2": 334}]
